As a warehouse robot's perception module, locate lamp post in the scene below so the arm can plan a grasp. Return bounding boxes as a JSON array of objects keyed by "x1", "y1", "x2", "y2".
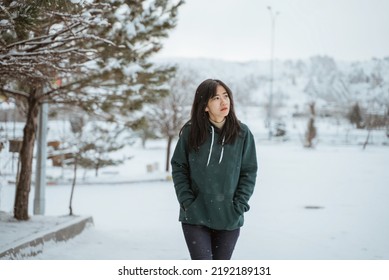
[
  {"x1": 267, "y1": 6, "x2": 279, "y2": 140},
  {"x1": 34, "y1": 101, "x2": 48, "y2": 215}
]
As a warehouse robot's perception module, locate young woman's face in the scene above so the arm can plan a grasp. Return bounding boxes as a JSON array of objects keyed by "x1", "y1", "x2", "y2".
[{"x1": 205, "y1": 85, "x2": 230, "y2": 122}]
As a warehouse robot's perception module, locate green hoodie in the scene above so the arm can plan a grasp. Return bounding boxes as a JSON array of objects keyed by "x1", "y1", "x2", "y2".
[{"x1": 171, "y1": 121, "x2": 258, "y2": 230}]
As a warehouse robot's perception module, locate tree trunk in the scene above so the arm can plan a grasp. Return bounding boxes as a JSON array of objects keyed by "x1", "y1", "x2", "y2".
[
  {"x1": 166, "y1": 136, "x2": 173, "y2": 172},
  {"x1": 14, "y1": 93, "x2": 40, "y2": 220},
  {"x1": 69, "y1": 156, "x2": 78, "y2": 216},
  {"x1": 363, "y1": 129, "x2": 371, "y2": 150},
  {"x1": 304, "y1": 103, "x2": 316, "y2": 148}
]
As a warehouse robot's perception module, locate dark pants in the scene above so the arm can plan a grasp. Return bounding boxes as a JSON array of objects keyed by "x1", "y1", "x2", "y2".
[{"x1": 181, "y1": 223, "x2": 240, "y2": 260}]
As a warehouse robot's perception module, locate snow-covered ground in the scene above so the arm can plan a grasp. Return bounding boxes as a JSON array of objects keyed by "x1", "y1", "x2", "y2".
[{"x1": 1, "y1": 137, "x2": 388, "y2": 259}]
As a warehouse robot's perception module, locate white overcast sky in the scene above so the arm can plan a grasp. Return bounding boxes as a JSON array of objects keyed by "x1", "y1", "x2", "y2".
[{"x1": 157, "y1": 0, "x2": 389, "y2": 62}]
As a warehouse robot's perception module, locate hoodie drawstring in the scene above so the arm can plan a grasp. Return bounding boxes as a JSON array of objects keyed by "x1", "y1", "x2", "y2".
[
  {"x1": 219, "y1": 136, "x2": 225, "y2": 164},
  {"x1": 206, "y1": 126, "x2": 225, "y2": 166},
  {"x1": 206, "y1": 126, "x2": 215, "y2": 166}
]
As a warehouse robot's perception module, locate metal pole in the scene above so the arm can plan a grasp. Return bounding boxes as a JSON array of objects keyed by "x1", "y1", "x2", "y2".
[
  {"x1": 267, "y1": 6, "x2": 279, "y2": 140},
  {"x1": 34, "y1": 102, "x2": 48, "y2": 215}
]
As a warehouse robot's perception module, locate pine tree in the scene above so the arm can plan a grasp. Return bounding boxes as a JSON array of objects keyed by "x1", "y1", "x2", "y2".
[
  {"x1": 0, "y1": 0, "x2": 183, "y2": 220},
  {"x1": 347, "y1": 102, "x2": 364, "y2": 129},
  {"x1": 74, "y1": 0, "x2": 183, "y2": 128},
  {"x1": 1, "y1": 0, "x2": 108, "y2": 220}
]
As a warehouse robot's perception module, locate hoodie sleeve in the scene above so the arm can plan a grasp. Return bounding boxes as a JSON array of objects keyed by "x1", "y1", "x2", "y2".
[
  {"x1": 234, "y1": 126, "x2": 258, "y2": 214},
  {"x1": 171, "y1": 126, "x2": 195, "y2": 210}
]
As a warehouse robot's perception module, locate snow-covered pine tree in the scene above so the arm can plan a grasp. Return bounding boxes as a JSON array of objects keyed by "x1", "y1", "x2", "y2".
[
  {"x1": 75, "y1": 0, "x2": 183, "y2": 128},
  {"x1": 0, "y1": 0, "x2": 183, "y2": 220},
  {"x1": 0, "y1": 0, "x2": 110, "y2": 220},
  {"x1": 71, "y1": 118, "x2": 129, "y2": 178}
]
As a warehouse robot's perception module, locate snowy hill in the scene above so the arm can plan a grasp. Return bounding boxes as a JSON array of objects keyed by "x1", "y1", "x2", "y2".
[
  {"x1": 154, "y1": 56, "x2": 389, "y2": 118},
  {"x1": 149, "y1": 56, "x2": 389, "y2": 148}
]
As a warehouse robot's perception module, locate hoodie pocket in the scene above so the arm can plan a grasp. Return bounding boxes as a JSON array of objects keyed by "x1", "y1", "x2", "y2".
[
  {"x1": 183, "y1": 193, "x2": 242, "y2": 229},
  {"x1": 184, "y1": 195, "x2": 198, "y2": 211},
  {"x1": 183, "y1": 195, "x2": 202, "y2": 222}
]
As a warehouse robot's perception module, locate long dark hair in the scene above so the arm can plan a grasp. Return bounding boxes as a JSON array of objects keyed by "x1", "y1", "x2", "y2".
[{"x1": 187, "y1": 79, "x2": 241, "y2": 151}]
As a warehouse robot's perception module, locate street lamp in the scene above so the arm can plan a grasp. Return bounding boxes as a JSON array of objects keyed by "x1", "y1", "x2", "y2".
[{"x1": 267, "y1": 6, "x2": 279, "y2": 140}]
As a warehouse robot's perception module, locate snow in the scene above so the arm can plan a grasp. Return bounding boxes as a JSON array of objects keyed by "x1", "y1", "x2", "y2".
[
  {"x1": 1, "y1": 108, "x2": 389, "y2": 259},
  {"x1": 0, "y1": 213, "x2": 90, "y2": 258},
  {"x1": 0, "y1": 20, "x2": 10, "y2": 27}
]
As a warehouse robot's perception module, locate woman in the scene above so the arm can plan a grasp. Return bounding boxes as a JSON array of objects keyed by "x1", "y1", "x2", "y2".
[{"x1": 171, "y1": 79, "x2": 258, "y2": 260}]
